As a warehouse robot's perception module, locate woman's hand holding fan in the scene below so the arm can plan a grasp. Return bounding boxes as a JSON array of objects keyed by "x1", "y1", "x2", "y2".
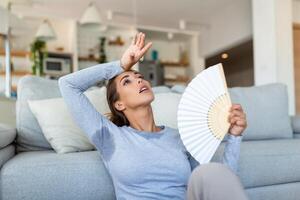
[
  {"x1": 228, "y1": 104, "x2": 247, "y2": 136},
  {"x1": 177, "y1": 63, "x2": 247, "y2": 164}
]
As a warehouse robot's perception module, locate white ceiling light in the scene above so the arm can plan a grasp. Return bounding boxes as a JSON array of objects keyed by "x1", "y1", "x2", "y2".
[
  {"x1": 35, "y1": 19, "x2": 56, "y2": 41},
  {"x1": 179, "y1": 19, "x2": 186, "y2": 30},
  {"x1": 107, "y1": 10, "x2": 113, "y2": 21},
  {"x1": 80, "y1": 2, "x2": 102, "y2": 26},
  {"x1": 167, "y1": 32, "x2": 174, "y2": 40},
  {"x1": 99, "y1": 25, "x2": 108, "y2": 32}
]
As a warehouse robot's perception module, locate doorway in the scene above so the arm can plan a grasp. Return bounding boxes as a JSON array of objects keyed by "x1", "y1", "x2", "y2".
[{"x1": 293, "y1": 24, "x2": 300, "y2": 114}]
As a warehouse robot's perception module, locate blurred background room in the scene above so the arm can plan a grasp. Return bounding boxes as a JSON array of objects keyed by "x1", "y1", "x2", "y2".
[{"x1": 0, "y1": 0, "x2": 298, "y2": 126}]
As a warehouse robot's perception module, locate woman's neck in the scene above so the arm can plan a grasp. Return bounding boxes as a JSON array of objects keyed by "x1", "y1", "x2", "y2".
[{"x1": 125, "y1": 105, "x2": 160, "y2": 133}]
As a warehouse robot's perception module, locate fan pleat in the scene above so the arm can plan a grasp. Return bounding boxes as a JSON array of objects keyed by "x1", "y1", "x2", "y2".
[
  {"x1": 184, "y1": 86, "x2": 216, "y2": 111},
  {"x1": 179, "y1": 125, "x2": 210, "y2": 138},
  {"x1": 186, "y1": 132, "x2": 212, "y2": 155},
  {"x1": 181, "y1": 129, "x2": 211, "y2": 147},
  {"x1": 179, "y1": 94, "x2": 210, "y2": 112},
  {"x1": 201, "y1": 139, "x2": 220, "y2": 164}
]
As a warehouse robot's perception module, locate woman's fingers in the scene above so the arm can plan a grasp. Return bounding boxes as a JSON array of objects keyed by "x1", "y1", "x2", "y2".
[
  {"x1": 138, "y1": 42, "x2": 152, "y2": 58},
  {"x1": 136, "y1": 32, "x2": 142, "y2": 47},
  {"x1": 229, "y1": 110, "x2": 246, "y2": 119},
  {"x1": 236, "y1": 120, "x2": 247, "y2": 127},
  {"x1": 228, "y1": 115, "x2": 247, "y2": 127},
  {"x1": 230, "y1": 104, "x2": 243, "y2": 112},
  {"x1": 132, "y1": 33, "x2": 137, "y2": 45},
  {"x1": 139, "y1": 33, "x2": 145, "y2": 49}
]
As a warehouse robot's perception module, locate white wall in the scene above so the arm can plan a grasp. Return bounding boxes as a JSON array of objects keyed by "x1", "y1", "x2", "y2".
[
  {"x1": 0, "y1": 6, "x2": 9, "y2": 35},
  {"x1": 199, "y1": 0, "x2": 252, "y2": 57},
  {"x1": 46, "y1": 18, "x2": 74, "y2": 53},
  {"x1": 252, "y1": 0, "x2": 295, "y2": 115},
  {"x1": 293, "y1": 1, "x2": 300, "y2": 23}
]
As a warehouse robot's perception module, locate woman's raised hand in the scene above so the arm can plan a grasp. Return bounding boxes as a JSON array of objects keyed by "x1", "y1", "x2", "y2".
[{"x1": 120, "y1": 32, "x2": 152, "y2": 70}]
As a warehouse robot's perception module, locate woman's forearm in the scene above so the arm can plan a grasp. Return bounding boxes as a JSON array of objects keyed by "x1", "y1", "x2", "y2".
[
  {"x1": 59, "y1": 60, "x2": 123, "y2": 92},
  {"x1": 222, "y1": 134, "x2": 242, "y2": 174}
]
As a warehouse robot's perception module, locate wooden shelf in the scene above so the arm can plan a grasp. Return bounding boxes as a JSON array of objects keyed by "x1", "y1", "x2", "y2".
[
  {"x1": 0, "y1": 49, "x2": 30, "y2": 57},
  {"x1": 108, "y1": 41, "x2": 124, "y2": 46},
  {"x1": 78, "y1": 56, "x2": 99, "y2": 62},
  {"x1": 161, "y1": 61, "x2": 189, "y2": 67},
  {"x1": 0, "y1": 71, "x2": 32, "y2": 76},
  {"x1": 164, "y1": 76, "x2": 190, "y2": 83}
]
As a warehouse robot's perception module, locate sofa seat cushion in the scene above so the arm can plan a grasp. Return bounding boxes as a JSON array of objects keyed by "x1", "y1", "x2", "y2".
[
  {"x1": 245, "y1": 182, "x2": 300, "y2": 200},
  {"x1": 0, "y1": 150, "x2": 115, "y2": 200},
  {"x1": 212, "y1": 139, "x2": 300, "y2": 188}
]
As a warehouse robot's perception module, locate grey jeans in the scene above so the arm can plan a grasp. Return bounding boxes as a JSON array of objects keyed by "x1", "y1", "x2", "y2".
[{"x1": 186, "y1": 163, "x2": 249, "y2": 200}]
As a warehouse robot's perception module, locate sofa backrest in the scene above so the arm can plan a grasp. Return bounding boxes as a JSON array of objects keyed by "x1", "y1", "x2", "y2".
[
  {"x1": 229, "y1": 83, "x2": 293, "y2": 140},
  {"x1": 16, "y1": 75, "x2": 175, "y2": 152},
  {"x1": 169, "y1": 83, "x2": 293, "y2": 140},
  {"x1": 17, "y1": 75, "x2": 293, "y2": 153}
]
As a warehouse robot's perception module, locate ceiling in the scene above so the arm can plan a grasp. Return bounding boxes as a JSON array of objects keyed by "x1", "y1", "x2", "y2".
[{"x1": 8, "y1": 0, "x2": 244, "y2": 31}]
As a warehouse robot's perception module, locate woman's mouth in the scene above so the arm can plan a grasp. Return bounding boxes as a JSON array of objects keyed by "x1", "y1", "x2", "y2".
[{"x1": 139, "y1": 86, "x2": 149, "y2": 93}]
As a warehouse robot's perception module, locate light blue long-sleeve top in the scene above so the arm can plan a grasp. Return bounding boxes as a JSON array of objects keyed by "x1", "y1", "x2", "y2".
[{"x1": 58, "y1": 60, "x2": 242, "y2": 200}]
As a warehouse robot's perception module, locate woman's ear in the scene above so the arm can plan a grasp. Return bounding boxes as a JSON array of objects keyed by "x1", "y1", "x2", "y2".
[{"x1": 114, "y1": 100, "x2": 125, "y2": 111}]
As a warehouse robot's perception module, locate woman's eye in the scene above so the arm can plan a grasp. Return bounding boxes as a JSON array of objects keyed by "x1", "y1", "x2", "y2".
[
  {"x1": 123, "y1": 79, "x2": 130, "y2": 85},
  {"x1": 139, "y1": 75, "x2": 144, "y2": 79}
]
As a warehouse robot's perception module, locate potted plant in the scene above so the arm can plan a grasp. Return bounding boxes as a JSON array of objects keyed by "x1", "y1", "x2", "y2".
[{"x1": 30, "y1": 39, "x2": 47, "y2": 76}]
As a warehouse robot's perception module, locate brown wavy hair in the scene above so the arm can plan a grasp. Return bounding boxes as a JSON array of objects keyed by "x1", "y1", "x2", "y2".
[{"x1": 104, "y1": 73, "x2": 131, "y2": 127}]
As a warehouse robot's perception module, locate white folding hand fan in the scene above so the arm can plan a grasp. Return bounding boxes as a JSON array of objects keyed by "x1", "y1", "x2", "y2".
[{"x1": 177, "y1": 63, "x2": 232, "y2": 164}]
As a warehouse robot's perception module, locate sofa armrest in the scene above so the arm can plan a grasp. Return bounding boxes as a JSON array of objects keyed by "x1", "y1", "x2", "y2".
[
  {"x1": 0, "y1": 145, "x2": 15, "y2": 168},
  {"x1": 292, "y1": 115, "x2": 300, "y2": 134},
  {"x1": 0, "y1": 123, "x2": 16, "y2": 149}
]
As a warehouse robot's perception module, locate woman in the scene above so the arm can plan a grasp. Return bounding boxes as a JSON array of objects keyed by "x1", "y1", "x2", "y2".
[{"x1": 58, "y1": 32, "x2": 248, "y2": 200}]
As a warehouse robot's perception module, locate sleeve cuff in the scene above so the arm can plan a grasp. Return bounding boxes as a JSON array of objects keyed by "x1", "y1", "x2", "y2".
[
  {"x1": 227, "y1": 134, "x2": 243, "y2": 143},
  {"x1": 112, "y1": 60, "x2": 125, "y2": 75}
]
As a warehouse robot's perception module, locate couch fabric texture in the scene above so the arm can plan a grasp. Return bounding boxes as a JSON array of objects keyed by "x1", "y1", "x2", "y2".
[{"x1": 1, "y1": 75, "x2": 300, "y2": 200}]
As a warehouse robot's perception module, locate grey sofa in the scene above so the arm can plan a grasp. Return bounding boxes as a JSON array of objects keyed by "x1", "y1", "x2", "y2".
[{"x1": 0, "y1": 75, "x2": 300, "y2": 200}]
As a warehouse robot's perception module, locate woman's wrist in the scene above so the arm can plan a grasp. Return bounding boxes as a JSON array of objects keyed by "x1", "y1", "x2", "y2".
[{"x1": 120, "y1": 59, "x2": 126, "y2": 71}]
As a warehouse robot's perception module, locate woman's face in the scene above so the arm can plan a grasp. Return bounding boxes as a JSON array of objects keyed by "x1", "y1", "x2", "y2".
[{"x1": 113, "y1": 70, "x2": 154, "y2": 111}]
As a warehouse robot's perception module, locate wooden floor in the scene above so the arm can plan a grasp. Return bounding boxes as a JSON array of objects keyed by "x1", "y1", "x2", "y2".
[{"x1": 0, "y1": 96, "x2": 16, "y2": 128}]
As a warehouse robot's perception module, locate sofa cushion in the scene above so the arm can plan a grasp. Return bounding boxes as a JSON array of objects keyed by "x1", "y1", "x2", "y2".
[
  {"x1": 151, "y1": 92, "x2": 182, "y2": 129},
  {"x1": 245, "y1": 182, "x2": 300, "y2": 200},
  {"x1": 16, "y1": 75, "x2": 62, "y2": 152},
  {"x1": 212, "y1": 139, "x2": 300, "y2": 188},
  {"x1": 152, "y1": 85, "x2": 171, "y2": 93},
  {"x1": 171, "y1": 85, "x2": 186, "y2": 94},
  {"x1": 0, "y1": 150, "x2": 115, "y2": 200},
  {"x1": 229, "y1": 83, "x2": 293, "y2": 140},
  {"x1": 27, "y1": 87, "x2": 111, "y2": 154}
]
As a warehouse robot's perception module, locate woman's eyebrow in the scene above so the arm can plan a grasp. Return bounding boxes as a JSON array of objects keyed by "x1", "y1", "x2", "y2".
[
  {"x1": 119, "y1": 72, "x2": 142, "y2": 83},
  {"x1": 120, "y1": 75, "x2": 129, "y2": 83}
]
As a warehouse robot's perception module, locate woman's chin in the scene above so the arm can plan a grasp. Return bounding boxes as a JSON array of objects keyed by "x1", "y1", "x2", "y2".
[{"x1": 140, "y1": 92, "x2": 155, "y2": 104}]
